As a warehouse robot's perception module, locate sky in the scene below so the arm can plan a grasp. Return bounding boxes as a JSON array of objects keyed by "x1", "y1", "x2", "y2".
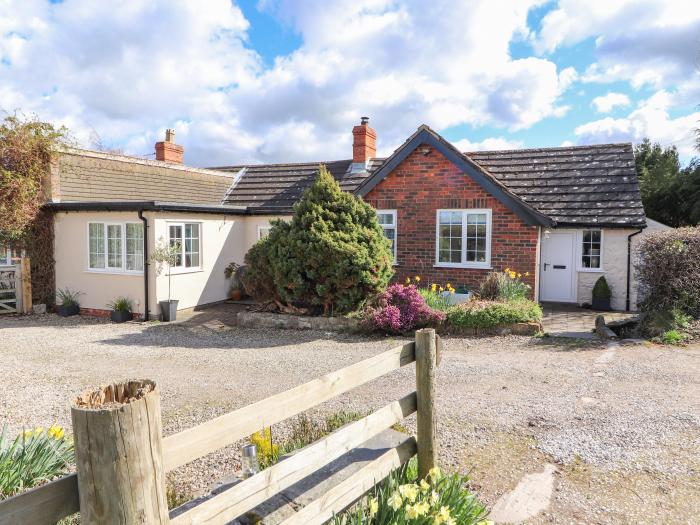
[{"x1": 1, "y1": 0, "x2": 699, "y2": 167}]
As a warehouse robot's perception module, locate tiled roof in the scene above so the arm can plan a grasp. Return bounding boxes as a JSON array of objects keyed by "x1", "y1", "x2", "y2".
[
  {"x1": 217, "y1": 142, "x2": 645, "y2": 228},
  {"x1": 466, "y1": 143, "x2": 645, "y2": 227}
]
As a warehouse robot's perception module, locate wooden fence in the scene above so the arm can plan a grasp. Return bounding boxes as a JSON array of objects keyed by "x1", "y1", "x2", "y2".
[{"x1": 0, "y1": 329, "x2": 439, "y2": 525}]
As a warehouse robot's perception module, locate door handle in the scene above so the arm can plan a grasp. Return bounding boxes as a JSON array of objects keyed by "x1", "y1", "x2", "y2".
[{"x1": 544, "y1": 263, "x2": 549, "y2": 271}]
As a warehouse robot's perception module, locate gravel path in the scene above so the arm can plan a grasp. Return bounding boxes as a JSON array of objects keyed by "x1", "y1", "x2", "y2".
[{"x1": 2, "y1": 314, "x2": 699, "y2": 524}]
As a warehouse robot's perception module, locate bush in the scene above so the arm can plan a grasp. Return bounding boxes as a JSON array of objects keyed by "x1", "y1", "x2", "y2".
[
  {"x1": 479, "y1": 269, "x2": 531, "y2": 301},
  {"x1": 332, "y1": 461, "x2": 487, "y2": 525},
  {"x1": 592, "y1": 276, "x2": 612, "y2": 299},
  {"x1": 641, "y1": 308, "x2": 693, "y2": 339},
  {"x1": 0, "y1": 424, "x2": 74, "y2": 498},
  {"x1": 369, "y1": 284, "x2": 446, "y2": 334},
  {"x1": 446, "y1": 299, "x2": 542, "y2": 330},
  {"x1": 636, "y1": 227, "x2": 700, "y2": 316},
  {"x1": 107, "y1": 296, "x2": 133, "y2": 312},
  {"x1": 242, "y1": 166, "x2": 393, "y2": 314},
  {"x1": 56, "y1": 288, "x2": 81, "y2": 307},
  {"x1": 659, "y1": 329, "x2": 689, "y2": 345}
]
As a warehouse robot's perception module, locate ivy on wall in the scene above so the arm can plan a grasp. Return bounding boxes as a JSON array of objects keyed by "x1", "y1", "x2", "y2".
[{"x1": 0, "y1": 115, "x2": 69, "y2": 305}]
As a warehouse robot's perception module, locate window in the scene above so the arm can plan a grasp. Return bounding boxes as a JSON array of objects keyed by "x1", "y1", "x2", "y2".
[
  {"x1": 168, "y1": 222, "x2": 201, "y2": 269},
  {"x1": 257, "y1": 225, "x2": 272, "y2": 240},
  {"x1": 376, "y1": 210, "x2": 397, "y2": 262},
  {"x1": 435, "y1": 209, "x2": 491, "y2": 267},
  {"x1": 581, "y1": 229, "x2": 602, "y2": 270},
  {"x1": 88, "y1": 222, "x2": 143, "y2": 273}
]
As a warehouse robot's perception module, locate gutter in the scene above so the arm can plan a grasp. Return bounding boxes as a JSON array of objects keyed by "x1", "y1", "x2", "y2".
[
  {"x1": 45, "y1": 201, "x2": 248, "y2": 215},
  {"x1": 626, "y1": 228, "x2": 645, "y2": 311},
  {"x1": 137, "y1": 209, "x2": 150, "y2": 322}
]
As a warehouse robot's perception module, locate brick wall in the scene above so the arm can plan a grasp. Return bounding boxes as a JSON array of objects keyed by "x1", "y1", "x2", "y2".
[{"x1": 364, "y1": 147, "x2": 539, "y2": 294}]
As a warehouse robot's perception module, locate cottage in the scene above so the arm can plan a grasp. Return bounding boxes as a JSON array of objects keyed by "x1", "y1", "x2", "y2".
[{"x1": 44, "y1": 120, "x2": 664, "y2": 318}]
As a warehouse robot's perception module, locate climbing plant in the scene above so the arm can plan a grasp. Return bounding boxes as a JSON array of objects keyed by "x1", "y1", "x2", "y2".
[{"x1": 0, "y1": 114, "x2": 70, "y2": 304}]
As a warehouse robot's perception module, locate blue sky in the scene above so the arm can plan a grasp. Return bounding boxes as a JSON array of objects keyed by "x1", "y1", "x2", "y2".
[{"x1": 1, "y1": 0, "x2": 699, "y2": 165}]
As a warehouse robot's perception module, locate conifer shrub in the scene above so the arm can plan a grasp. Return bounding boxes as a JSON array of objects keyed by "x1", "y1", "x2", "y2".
[{"x1": 242, "y1": 166, "x2": 394, "y2": 314}]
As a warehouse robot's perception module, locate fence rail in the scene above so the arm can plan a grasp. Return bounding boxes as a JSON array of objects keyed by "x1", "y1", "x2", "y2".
[{"x1": 0, "y1": 329, "x2": 438, "y2": 525}]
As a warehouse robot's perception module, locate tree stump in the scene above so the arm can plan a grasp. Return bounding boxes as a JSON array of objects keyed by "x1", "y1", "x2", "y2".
[{"x1": 71, "y1": 380, "x2": 169, "y2": 524}]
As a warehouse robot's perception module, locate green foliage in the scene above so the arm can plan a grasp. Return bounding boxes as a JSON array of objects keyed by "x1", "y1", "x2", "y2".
[
  {"x1": 56, "y1": 288, "x2": 81, "y2": 307},
  {"x1": 642, "y1": 308, "x2": 693, "y2": 340},
  {"x1": 418, "y1": 288, "x2": 452, "y2": 312},
  {"x1": 479, "y1": 270, "x2": 531, "y2": 301},
  {"x1": 446, "y1": 299, "x2": 542, "y2": 329},
  {"x1": 634, "y1": 139, "x2": 700, "y2": 226},
  {"x1": 242, "y1": 166, "x2": 394, "y2": 314},
  {"x1": 107, "y1": 296, "x2": 133, "y2": 312},
  {"x1": 332, "y1": 460, "x2": 487, "y2": 525},
  {"x1": 592, "y1": 276, "x2": 612, "y2": 299},
  {"x1": 0, "y1": 115, "x2": 69, "y2": 243},
  {"x1": 0, "y1": 424, "x2": 74, "y2": 499},
  {"x1": 151, "y1": 241, "x2": 181, "y2": 302},
  {"x1": 659, "y1": 329, "x2": 688, "y2": 345},
  {"x1": 636, "y1": 227, "x2": 700, "y2": 317}
]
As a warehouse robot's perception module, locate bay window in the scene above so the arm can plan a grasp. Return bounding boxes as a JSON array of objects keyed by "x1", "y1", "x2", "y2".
[
  {"x1": 88, "y1": 222, "x2": 143, "y2": 272},
  {"x1": 435, "y1": 209, "x2": 491, "y2": 268}
]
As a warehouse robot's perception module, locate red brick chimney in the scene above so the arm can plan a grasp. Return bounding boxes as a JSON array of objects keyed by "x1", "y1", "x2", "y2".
[
  {"x1": 155, "y1": 129, "x2": 184, "y2": 164},
  {"x1": 352, "y1": 117, "x2": 376, "y2": 166}
]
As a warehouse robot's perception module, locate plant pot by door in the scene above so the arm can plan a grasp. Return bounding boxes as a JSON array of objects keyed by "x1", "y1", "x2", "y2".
[
  {"x1": 160, "y1": 300, "x2": 179, "y2": 322},
  {"x1": 57, "y1": 304, "x2": 80, "y2": 317},
  {"x1": 591, "y1": 297, "x2": 611, "y2": 311},
  {"x1": 110, "y1": 310, "x2": 132, "y2": 323}
]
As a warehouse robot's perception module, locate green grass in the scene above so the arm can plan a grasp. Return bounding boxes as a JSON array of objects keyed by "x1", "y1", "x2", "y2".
[
  {"x1": 446, "y1": 299, "x2": 542, "y2": 330},
  {"x1": 659, "y1": 329, "x2": 689, "y2": 345},
  {"x1": 332, "y1": 458, "x2": 487, "y2": 525}
]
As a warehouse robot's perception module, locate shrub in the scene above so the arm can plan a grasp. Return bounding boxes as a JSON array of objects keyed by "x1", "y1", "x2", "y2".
[
  {"x1": 592, "y1": 276, "x2": 612, "y2": 299},
  {"x1": 479, "y1": 269, "x2": 531, "y2": 301},
  {"x1": 56, "y1": 288, "x2": 81, "y2": 307},
  {"x1": 242, "y1": 166, "x2": 393, "y2": 314},
  {"x1": 446, "y1": 299, "x2": 542, "y2": 330},
  {"x1": 636, "y1": 227, "x2": 700, "y2": 316},
  {"x1": 242, "y1": 231, "x2": 284, "y2": 303},
  {"x1": 107, "y1": 296, "x2": 133, "y2": 312},
  {"x1": 369, "y1": 284, "x2": 446, "y2": 334},
  {"x1": 0, "y1": 424, "x2": 74, "y2": 498},
  {"x1": 659, "y1": 329, "x2": 688, "y2": 345},
  {"x1": 641, "y1": 308, "x2": 693, "y2": 339},
  {"x1": 332, "y1": 461, "x2": 487, "y2": 525}
]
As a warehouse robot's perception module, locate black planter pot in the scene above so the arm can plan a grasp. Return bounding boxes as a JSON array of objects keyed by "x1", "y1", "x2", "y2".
[
  {"x1": 160, "y1": 300, "x2": 179, "y2": 322},
  {"x1": 592, "y1": 297, "x2": 611, "y2": 311},
  {"x1": 110, "y1": 310, "x2": 132, "y2": 323},
  {"x1": 57, "y1": 304, "x2": 80, "y2": 317}
]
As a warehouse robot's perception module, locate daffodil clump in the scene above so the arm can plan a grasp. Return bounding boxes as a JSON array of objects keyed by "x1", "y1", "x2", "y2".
[
  {"x1": 333, "y1": 460, "x2": 488, "y2": 525},
  {"x1": 0, "y1": 424, "x2": 74, "y2": 498},
  {"x1": 418, "y1": 279, "x2": 459, "y2": 312},
  {"x1": 478, "y1": 269, "x2": 531, "y2": 301}
]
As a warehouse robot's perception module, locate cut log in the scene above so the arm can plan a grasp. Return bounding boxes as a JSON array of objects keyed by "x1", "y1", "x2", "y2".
[{"x1": 71, "y1": 380, "x2": 169, "y2": 525}]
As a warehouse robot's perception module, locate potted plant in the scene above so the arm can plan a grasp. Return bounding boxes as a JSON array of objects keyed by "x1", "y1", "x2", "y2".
[
  {"x1": 107, "y1": 297, "x2": 133, "y2": 323},
  {"x1": 224, "y1": 262, "x2": 245, "y2": 301},
  {"x1": 592, "y1": 276, "x2": 612, "y2": 311},
  {"x1": 151, "y1": 241, "x2": 181, "y2": 322},
  {"x1": 56, "y1": 288, "x2": 81, "y2": 316}
]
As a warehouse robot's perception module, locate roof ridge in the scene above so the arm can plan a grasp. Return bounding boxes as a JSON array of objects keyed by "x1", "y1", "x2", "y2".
[
  {"x1": 465, "y1": 143, "x2": 633, "y2": 156},
  {"x1": 209, "y1": 159, "x2": 358, "y2": 170}
]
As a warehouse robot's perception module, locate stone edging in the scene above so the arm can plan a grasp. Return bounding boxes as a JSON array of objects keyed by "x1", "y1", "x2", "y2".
[{"x1": 237, "y1": 311, "x2": 358, "y2": 331}]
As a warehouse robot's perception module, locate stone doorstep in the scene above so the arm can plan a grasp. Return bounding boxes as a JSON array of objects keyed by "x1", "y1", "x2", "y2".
[
  {"x1": 237, "y1": 311, "x2": 359, "y2": 331},
  {"x1": 170, "y1": 429, "x2": 408, "y2": 524}
]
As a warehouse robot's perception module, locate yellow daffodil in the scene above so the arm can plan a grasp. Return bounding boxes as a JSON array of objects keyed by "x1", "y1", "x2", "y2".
[
  {"x1": 398, "y1": 483, "x2": 419, "y2": 502},
  {"x1": 509, "y1": 271, "x2": 516, "y2": 279},
  {"x1": 415, "y1": 276, "x2": 421, "y2": 282},
  {"x1": 517, "y1": 272, "x2": 522, "y2": 278},
  {"x1": 525, "y1": 272, "x2": 530, "y2": 277},
  {"x1": 405, "y1": 504, "x2": 420, "y2": 519},
  {"x1": 34, "y1": 426, "x2": 45, "y2": 435},
  {"x1": 22, "y1": 429, "x2": 33, "y2": 439},
  {"x1": 431, "y1": 283, "x2": 437, "y2": 292},
  {"x1": 405, "y1": 277, "x2": 411, "y2": 284},
  {"x1": 368, "y1": 497, "x2": 379, "y2": 517},
  {"x1": 388, "y1": 491, "x2": 403, "y2": 510},
  {"x1": 48, "y1": 425, "x2": 65, "y2": 440},
  {"x1": 444, "y1": 517, "x2": 457, "y2": 525},
  {"x1": 429, "y1": 490, "x2": 440, "y2": 506},
  {"x1": 420, "y1": 479, "x2": 430, "y2": 492},
  {"x1": 437, "y1": 506, "x2": 451, "y2": 520},
  {"x1": 415, "y1": 501, "x2": 430, "y2": 516},
  {"x1": 476, "y1": 521, "x2": 494, "y2": 525},
  {"x1": 428, "y1": 466, "x2": 442, "y2": 481},
  {"x1": 446, "y1": 282, "x2": 452, "y2": 289},
  {"x1": 450, "y1": 290, "x2": 455, "y2": 294},
  {"x1": 439, "y1": 286, "x2": 444, "y2": 292},
  {"x1": 504, "y1": 267, "x2": 510, "y2": 273}
]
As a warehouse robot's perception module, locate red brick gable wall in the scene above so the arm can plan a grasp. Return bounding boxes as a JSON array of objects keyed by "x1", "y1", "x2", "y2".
[{"x1": 364, "y1": 148, "x2": 539, "y2": 294}]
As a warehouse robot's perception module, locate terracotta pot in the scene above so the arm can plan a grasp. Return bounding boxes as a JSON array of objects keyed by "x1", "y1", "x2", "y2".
[{"x1": 230, "y1": 289, "x2": 242, "y2": 301}]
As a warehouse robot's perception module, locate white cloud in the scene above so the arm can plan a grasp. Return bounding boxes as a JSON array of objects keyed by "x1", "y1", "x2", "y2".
[
  {"x1": 453, "y1": 137, "x2": 524, "y2": 152},
  {"x1": 591, "y1": 92, "x2": 630, "y2": 113},
  {"x1": 574, "y1": 90, "x2": 700, "y2": 156},
  {"x1": 0, "y1": 0, "x2": 577, "y2": 165}
]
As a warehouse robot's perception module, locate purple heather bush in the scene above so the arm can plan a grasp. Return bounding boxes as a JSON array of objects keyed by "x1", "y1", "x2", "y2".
[{"x1": 370, "y1": 283, "x2": 445, "y2": 334}]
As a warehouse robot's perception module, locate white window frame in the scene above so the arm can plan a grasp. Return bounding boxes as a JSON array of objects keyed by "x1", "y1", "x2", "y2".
[
  {"x1": 86, "y1": 222, "x2": 144, "y2": 274},
  {"x1": 434, "y1": 209, "x2": 492, "y2": 269},
  {"x1": 167, "y1": 221, "x2": 202, "y2": 273},
  {"x1": 257, "y1": 225, "x2": 272, "y2": 240},
  {"x1": 577, "y1": 229, "x2": 604, "y2": 272},
  {"x1": 376, "y1": 209, "x2": 397, "y2": 263}
]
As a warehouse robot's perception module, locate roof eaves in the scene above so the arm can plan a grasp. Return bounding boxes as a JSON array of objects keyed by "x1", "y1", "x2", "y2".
[{"x1": 45, "y1": 201, "x2": 249, "y2": 215}]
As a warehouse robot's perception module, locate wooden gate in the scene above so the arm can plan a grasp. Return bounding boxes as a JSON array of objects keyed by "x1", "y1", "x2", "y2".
[{"x1": 0, "y1": 263, "x2": 19, "y2": 313}]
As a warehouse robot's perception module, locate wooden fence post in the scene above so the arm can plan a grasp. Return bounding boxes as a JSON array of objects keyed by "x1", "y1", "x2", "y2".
[
  {"x1": 20, "y1": 257, "x2": 31, "y2": 314},
  {"x1": 415, "y1": 328, "x2": 438, "y2": 479},
  {"x1": 71, "y1": 380, "x2": 170, "y2": 525}
]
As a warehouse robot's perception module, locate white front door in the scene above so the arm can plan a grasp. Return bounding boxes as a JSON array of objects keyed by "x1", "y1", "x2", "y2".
[{"x1": 540, "y1": 232, "x2": 576, "y2": 302}]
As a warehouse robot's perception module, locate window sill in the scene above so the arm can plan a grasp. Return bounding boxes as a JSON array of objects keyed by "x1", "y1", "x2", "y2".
[
  {"x1": 577, "y1": 268, "x2": 605, "y2": 273},
  {"x1": 85, "y1": 269, "x2": 143, "y2": 276},
  {"x1": 433, "y1": 264, "x2": 492, "y2": 270}
]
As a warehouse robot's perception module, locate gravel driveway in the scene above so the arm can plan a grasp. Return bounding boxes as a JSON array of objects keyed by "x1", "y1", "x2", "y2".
[{"x1": 2, "y1": 314, "x2": 699, "y2": 524}]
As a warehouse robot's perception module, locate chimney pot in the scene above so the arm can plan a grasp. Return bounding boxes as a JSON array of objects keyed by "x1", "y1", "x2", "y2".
[
  {"x1": 156, "y1": 128, "x2": 184, "y2": 164},
  {"x1": 352, "y1": 117, "x2": 376, "y2": 166}
]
